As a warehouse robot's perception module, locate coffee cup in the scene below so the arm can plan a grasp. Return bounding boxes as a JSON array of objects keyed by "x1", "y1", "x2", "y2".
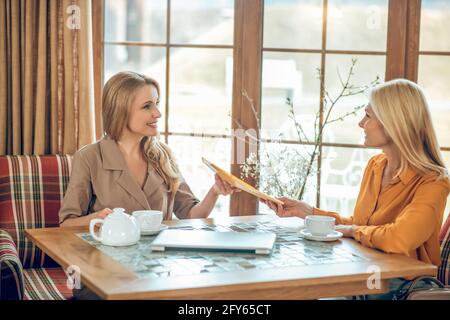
[
  {"x1": 305, "y1": 215, "x2": 335, "y2": 236},
  {"x1": 132, "y1": 210, "x2": 163, "y2": 232}
]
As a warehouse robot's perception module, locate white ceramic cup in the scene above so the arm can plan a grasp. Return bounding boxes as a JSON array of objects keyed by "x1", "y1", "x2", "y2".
[
  {"x1": 132, "y1": 210, "x2": 163, "y2": 232},
  {"x1": 305, "y1": 215, "x2": 335, "y2": 236}
]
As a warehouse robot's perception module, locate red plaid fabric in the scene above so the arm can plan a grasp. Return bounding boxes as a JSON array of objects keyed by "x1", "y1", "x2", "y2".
[
  {"x1": 0, "y1": 155, "x2": 72, "y2": 268},
  {"x1": 0, "y1": 229, "x2": 24, "y2": 300},
  {"x1": 23, "y1": 267, "x2": 73, "y2": 300},
  {"x1": 438, "y1": 214, "x2": 450, "y2": 285}
]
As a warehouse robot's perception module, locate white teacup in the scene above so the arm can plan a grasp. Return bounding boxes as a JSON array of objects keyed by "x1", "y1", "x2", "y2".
[
  {"x1": 132, "y1": 210, "x2": 163, "y2": 232},
  {"x1": 305, "y1": 215, "x2": 335, "y2": 236}
]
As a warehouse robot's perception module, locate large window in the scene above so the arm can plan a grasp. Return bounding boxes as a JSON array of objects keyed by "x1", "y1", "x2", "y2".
[
  {"x1": 104, "y1": 0, "x2": 234, "y2": 217},
  {"x1": 261, "y1": 0, "x2": 388, "y2": 215},
  {"x1": 101, "y1": 0, "x2": 450, "y2": 220}
]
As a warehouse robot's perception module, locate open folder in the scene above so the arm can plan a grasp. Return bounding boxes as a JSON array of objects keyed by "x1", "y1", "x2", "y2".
[{"x1": 202, "y1": 158, "x2": 284, "y2": 206}]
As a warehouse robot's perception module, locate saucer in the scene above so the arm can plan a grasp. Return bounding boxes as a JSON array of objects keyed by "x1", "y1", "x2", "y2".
[
  {"x1": 141, "y1": 224, "x2": 168, "y2": 236},
  {"x1": 100, "y1": 239, "x2": 139, "y2": 247},
  {"x1": 300, "y1": 229, "x2": 343, "y2": 242}
]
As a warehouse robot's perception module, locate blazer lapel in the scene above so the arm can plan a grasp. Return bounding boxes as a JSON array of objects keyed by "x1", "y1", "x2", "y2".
[
  {"x1": 99, "y1": 137, "x2": 150, "y2": 210},
  {"x1": 116, "y1": 170, "x2": 151, "y2": 209},
  {"x1": 143, "y1": 166, "x2": 172, "y2": 217},
  {"x1": 143, "y1": 166, "x2": 167, "y2": 197}
]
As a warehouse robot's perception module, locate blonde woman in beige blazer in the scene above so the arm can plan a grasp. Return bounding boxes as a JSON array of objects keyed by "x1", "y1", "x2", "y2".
[{"x1": 59, "y1": 71, "x2": 238, "y2": 227}]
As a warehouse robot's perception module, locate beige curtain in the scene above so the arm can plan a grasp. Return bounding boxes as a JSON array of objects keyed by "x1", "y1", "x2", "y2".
[{"x1": 0, "y1": 0, "x2": 95, "y2": 155}]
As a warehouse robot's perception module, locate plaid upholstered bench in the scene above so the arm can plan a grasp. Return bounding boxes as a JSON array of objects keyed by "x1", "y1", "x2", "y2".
[{"x1": 0, "y1": 155, "x2": 73, "y2": 300}]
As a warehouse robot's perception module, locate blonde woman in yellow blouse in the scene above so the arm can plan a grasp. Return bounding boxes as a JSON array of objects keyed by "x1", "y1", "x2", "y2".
[{"x1": 265, "y1": 79, "x2": 450, "y2": 299}]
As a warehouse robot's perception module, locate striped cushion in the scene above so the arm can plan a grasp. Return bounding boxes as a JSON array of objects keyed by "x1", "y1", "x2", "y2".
[
  {"x1": 23, "y1": 267, "x2": 73, "y2": 300},
  {"x1": 0, "y1": 229, "x2": 24, "y2": 300},
  {"x1": 438, "y1": 214, "x2": 450, "y2": 285},
  {"x1": 0, "y1": 155, "x2": 72, "y2": 268}
]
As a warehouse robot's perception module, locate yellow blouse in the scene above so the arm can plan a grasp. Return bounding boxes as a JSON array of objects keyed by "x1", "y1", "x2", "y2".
[{"x1": 313, "y1": 154, "x2": 450, "y2": 266}]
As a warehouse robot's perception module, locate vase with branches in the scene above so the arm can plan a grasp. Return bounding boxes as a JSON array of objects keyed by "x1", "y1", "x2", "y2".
[{"x1": 237, "y1": 58, "x2": 380, "y2": 201}]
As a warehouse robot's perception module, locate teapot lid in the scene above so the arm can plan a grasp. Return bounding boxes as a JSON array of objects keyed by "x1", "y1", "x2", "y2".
[{"x1": 108, "y1": 208, "x2": 127, "y2": 218}]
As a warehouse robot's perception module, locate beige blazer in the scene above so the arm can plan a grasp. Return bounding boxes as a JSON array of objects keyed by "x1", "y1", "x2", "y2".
[{"x1": 59, "y1": 137, "x2": 199, "y2": 224}]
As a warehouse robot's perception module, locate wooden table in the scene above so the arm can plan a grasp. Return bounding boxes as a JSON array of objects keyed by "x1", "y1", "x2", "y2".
[{"x1": 25, "y1": 215, "x2": 436, "y2": 300}]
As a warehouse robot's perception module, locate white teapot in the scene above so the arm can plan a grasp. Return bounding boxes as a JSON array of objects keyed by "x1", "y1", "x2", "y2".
[{"x1": 89, "y1": 208, "x2": 140, "y2": 246}]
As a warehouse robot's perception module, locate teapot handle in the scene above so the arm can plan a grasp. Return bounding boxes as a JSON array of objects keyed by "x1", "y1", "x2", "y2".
[{"x1": 89, "y1": 219, "x2": 104, "y2": 242}]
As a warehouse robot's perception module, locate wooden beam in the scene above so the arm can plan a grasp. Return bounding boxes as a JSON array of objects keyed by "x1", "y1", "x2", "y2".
[
  {"x1": 230, "y1": 0, "x2": 263, "y2": 216},
  {"x1": 316, "y1": 0, "x2": 329, "y2": 208},
  {"x1": 385, "y1": 0, "x2": 408, "y2": 80},
  {"x1": 163, "y1": 0, "x2": 171, "y2": 144},
  {"x1": 92, "y1": 0, "x2": 104, "y2": 140},
  {"x1": 405, "y1": 0, "x2": 421, "y2": 82}
]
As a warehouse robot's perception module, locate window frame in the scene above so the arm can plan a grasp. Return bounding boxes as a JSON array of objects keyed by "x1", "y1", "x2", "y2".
[{"x1": 92, "y1": 0, "x2": 449, "y2": 216}]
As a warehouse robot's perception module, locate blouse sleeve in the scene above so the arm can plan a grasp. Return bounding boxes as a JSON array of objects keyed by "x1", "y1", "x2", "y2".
[
  {"x1": 353, "y1": 178, "x2": 449, "y2": 255},
  {"x1": 312, "y1": 207, "x2": 354, "y2": 225}
]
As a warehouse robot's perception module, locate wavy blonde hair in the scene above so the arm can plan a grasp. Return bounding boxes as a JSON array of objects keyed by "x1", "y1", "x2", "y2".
[
  {"x1": 370, "y1": 78, "x2": 448, "y2": 180},
  {"x1": 102, "y1": 71, "x2": 180, "y2": 192}
]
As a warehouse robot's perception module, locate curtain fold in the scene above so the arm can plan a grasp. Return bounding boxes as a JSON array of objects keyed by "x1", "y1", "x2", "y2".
[{"x1": 0, "y1": 0, "x2": 95, "y2": 155}]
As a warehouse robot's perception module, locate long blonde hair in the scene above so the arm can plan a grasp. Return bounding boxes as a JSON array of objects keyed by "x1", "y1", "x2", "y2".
[
  {"x1": 370, "y1": 78, "x2": 448, "y2": 180},
  {"x1": 102, "y1": 71, "x2": 180, "y2": 192}
]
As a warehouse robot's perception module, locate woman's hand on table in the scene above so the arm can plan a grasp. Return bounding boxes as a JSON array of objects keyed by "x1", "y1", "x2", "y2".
[
  {"x1": 335, "y1": 225, "x2": 356, "y2": 238},
  {"x1": 61, "y1": 208, "x2": 113, "y2": 228},
  {"x1": 94, "y1": 208, "x2": 113, "y2": 219}
]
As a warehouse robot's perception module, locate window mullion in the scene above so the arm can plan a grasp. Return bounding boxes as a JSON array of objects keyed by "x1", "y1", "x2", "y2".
[
  {"x1": 230, "y1": 0, "x2": 264, "y2": 216},
  {"x1": 93, "y1": 0, "x2": 105, "y2": 140},
  {"x1": 385, "y1": 0, "x2": 408, "y2": 80},
  {"x1": 405, "y1": 0, "x2": 421, "y2": 82}
]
